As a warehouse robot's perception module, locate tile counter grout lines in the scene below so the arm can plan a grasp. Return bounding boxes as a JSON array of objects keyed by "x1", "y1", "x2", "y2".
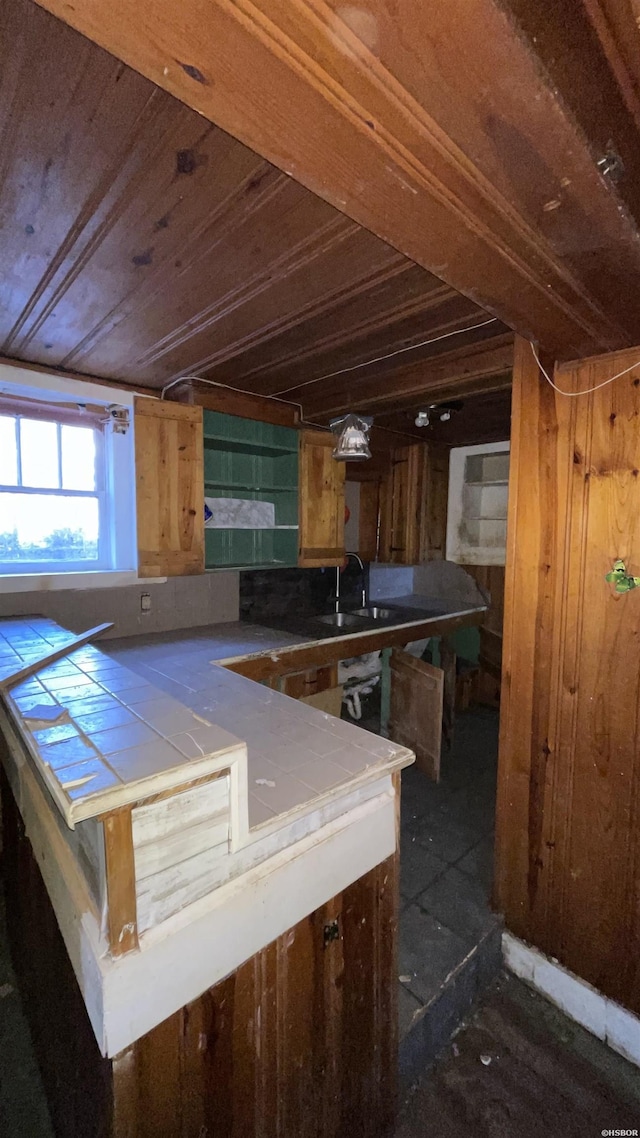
[
  {"x1": 105, "y1": 633, "x2": 412, "y2": 831},
  {"x1": 1, "y1": 617, "x2": 413, "y2": 838}
]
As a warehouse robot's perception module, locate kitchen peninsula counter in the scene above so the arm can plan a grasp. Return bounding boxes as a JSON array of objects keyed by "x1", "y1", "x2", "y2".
[{"x1": 0, "y1": 614, "x2": 412, "y2": 1138}]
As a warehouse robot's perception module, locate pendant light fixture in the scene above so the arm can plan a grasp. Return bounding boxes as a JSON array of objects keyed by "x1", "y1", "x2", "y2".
[{"x1": 329, "y1": 413, "x2": 373, "y2": 460}]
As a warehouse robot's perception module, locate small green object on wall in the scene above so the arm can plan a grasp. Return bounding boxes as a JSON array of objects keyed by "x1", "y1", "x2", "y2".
[{"x1": 605, "y1": 559, "x2": 640, "y2": 592}]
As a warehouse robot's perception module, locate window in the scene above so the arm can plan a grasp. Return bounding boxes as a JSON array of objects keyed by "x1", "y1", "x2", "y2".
[
  {"x1": 0, "y1": 364, "x2": 137, "y2": 581},
  {"x1": 0, "y1": 412, "x2": 105, "y2": 571},
  {"x1": 446, "y1": 442, "x2": 510, "y2": 566}
]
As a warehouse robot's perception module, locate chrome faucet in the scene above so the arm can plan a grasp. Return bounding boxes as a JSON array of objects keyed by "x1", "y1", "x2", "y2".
[{"x1": 335, "y1": 552, "x2": 367, "y2": 611}]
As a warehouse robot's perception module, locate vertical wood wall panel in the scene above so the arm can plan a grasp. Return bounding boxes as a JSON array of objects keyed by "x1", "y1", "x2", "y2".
[
  {"x1": 424, "y1": 443, "x2": 450, "y2": 561},
  {"x1": 496, "y1": 335, "x2": 640, "y2": 1014}
]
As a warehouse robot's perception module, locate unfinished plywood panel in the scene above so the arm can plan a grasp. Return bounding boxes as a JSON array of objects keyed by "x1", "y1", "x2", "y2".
[
  {"x1": 134, "y1": 397, "x2": 204, "y2": 577},
  {"x1": 298, "y1": 429, "x2": 345, "y2": 567},
  {"x1": 300, "y1": 686, "x2": 344, "y2": 717},
  {"x1": 132, "y1": 775, "x2": 230, "y2": 932},
  {"x1": 389, "y1": 649, "x2": 443, "y2": 781},
  {"x1": 496, "y1": 335, "x2": 640, "y2": 1016}
]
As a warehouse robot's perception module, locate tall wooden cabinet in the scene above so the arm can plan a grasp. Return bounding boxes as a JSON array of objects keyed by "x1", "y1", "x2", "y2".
[
  {"x1": 379, "y1": 443, "x2": 427, "y2": 565},
  {"x1": 134, "y1": 398, "x2": 204, "y2": 577},
  {"x1": 298, "y1": 429, "x2": 346, "y2": 567}
]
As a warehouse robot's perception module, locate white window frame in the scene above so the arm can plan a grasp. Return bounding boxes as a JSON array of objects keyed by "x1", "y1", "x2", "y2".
[
  {"x1": 0, "y1": 414, "x2": 109, "y2": 573},
  {"x1": 0, "y1": 362, "x2": 142, "y2": 591},
  {"x1": 446, "y1": 440, "x2": 510, "y2": 566}
]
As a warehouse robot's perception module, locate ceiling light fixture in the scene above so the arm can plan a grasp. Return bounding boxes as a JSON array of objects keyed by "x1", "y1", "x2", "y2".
[
  {"x1": 414, "y1": 401, "x2": 462, "y2": 428},
  {"x1": 329, "y1": 413, "x2": 373, "y2": 461}
]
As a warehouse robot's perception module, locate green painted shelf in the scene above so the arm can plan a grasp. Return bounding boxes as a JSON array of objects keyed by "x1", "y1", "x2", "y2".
[
  {"x1": 204, "y1": 481, "x2": 293, "y2": 492},
  {"x1": 203, "y1": 410, "x2": 299, "y2": 570}
]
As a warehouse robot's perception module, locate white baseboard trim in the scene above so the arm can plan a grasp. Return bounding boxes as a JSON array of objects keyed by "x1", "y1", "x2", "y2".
[{"x1": 502, "y1": 932, "x2": 640, "y2": 1070}]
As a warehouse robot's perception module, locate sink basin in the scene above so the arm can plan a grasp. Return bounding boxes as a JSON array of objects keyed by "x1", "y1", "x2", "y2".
[
  {"x1": 315, "y1": 611, "x2": 366, "y2": 628},
  {"x1": 351, "y1": 606, "x2": 403, "y2": 621}
]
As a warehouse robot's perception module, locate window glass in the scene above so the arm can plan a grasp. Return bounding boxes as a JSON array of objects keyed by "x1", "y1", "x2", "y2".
[
  {"x1": 0, "y1": 492, "x2": 99, "y2": 562},
  {"x1": 61, "y1": 425, "x2": 96, "y2": 491},
  {"x1": 20, "y1": 418, "x2": 59, "y2": 488}
]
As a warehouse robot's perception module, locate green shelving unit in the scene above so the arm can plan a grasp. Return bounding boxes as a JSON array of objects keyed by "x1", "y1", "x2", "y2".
[{"x1": 203, "y1": 410, "x2": 299, "y2": 570}]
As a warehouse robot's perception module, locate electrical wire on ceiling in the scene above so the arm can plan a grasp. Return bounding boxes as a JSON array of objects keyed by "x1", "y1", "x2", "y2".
[
  {"x1": 159, "y1": 315, "x2": 500, "y2": 428},
  {"x1": 272, "y1": 317, "x2": 500, "y2": 395},
  {"x1": 530, "y1": 341, "x2": 640, "y2": 397},
  {"x1": 159, "y1": 373, "x2": 303, "y2": 419}
]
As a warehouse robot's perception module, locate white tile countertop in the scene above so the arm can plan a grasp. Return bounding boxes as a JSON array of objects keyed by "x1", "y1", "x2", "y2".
[
  {"x1": 0, "y1": 617, "x2": 413, "y2": 835},
  {"x1": 105, "y1": 627, "x2": 414, "y2": 831},
  {"x1": 0, "y1": 617, "x2": 246, "y2": 827}
]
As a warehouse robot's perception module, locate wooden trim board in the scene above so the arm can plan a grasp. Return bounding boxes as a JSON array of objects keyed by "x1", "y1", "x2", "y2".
[
  {"x1": 102, "y1": 807, "x2": 139, "y2": 958},
  {"x1": 223, "y1": 610, "x2": 485, "y2": 682}
]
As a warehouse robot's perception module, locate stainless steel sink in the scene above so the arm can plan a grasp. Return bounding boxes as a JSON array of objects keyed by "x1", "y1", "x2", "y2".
[
  {"x1": 351, "y1": 606, "x2": 403, "y2": 621},
  {"x1": 315, "y1": 611, "x2": 366, "y2": 628}
]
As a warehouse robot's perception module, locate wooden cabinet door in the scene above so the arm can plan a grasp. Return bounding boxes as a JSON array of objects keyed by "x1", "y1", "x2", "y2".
[
  {"x1": 389, "y1": 648, "x2": 443, "y2": 781},
  {"x1": 424, "y1": 443, "x2": 449, "y2": 560},
  {"x1": 379, "y1": 444, "x2": 426, "y2": 564},
  {"x1": 298, "y1": 429, "x2": 345, "y2": 566},
  {"x1": 134, "y1": 398, "x2": 204, "y2": 577}
]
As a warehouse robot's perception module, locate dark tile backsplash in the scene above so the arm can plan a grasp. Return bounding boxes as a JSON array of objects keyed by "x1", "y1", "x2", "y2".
[{"x1": 240, "y1": 562, "x2": 369, "y2": 621}]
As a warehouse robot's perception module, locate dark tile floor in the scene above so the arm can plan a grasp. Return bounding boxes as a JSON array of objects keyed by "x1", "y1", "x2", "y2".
[{"x1": 397, "y1": 707, "x2": 500, "y2": 1038}]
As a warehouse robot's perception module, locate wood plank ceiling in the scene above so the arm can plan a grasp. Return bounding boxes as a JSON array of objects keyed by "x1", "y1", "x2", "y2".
[
  {"x1": 0, "y1": 0, "x2": 513, "y2": 447},
  {"x1": 29, "y1": 0, "x2": 640, "y2": 363}
]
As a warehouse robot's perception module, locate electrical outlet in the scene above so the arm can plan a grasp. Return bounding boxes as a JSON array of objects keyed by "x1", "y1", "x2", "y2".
[{"x1": 140, "y1": 592, "x2": 152, "y2": 613}]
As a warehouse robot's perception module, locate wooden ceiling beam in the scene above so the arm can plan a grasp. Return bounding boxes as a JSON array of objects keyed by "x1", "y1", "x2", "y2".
[
  {"x1": 579, "y1": 0, "x2": 640, "y2": 132},
  {"x1": 301, "y1": 334, "x2": 514, "y2": 419},
  {"x1": 503, "y1": 0, "x2": 640, "y2": 252},
  {"x1": 31, "y1": 0, "x2": 640, "y2": 359}
]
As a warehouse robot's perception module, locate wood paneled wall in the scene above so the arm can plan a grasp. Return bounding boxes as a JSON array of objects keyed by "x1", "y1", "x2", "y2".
[
  {"x1": 424, "y1": 445, "x2": 449, "y2": 562},
  {"x1": 2, "y1": 761, "x2": 398, "y2": 1138},
  {"x1": 496, "y1": 336, "x2": 640, "y2": 1015},
  {"x1": 464, "y1": 566, "x2": 505, "y2": 635}
]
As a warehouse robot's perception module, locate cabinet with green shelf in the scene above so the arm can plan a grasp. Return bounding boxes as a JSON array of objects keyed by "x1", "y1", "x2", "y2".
[{"x1": 203, "y1": 410, "x2": 299, "y2": 569}]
